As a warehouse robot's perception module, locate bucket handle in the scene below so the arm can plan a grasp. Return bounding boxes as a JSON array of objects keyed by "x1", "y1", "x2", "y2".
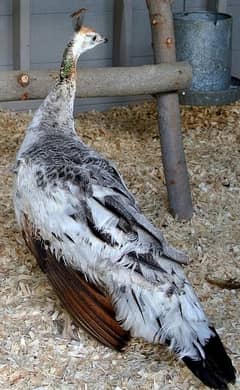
[{"x1": 182, "y1": 0, "x2": 219, "y2": 25}]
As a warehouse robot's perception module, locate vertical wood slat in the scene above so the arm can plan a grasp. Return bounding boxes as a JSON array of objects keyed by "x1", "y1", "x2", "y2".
[
  {"x1": 112, "y1": 0, "x2": 133, "y2": 66},
  {"x1": 13, "y1": 0, "x2": 30, "y2": 70},
  {"x1": 146, "y1": 0, "x2": 193, "y2": 220},
  {"x1": 217, "y1": 0, "x2": 228, "y2": 13}
]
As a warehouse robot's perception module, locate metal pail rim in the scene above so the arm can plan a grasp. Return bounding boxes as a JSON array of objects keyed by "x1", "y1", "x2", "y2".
[{"x1": 174, "y1": 11, "x2": 232, "y2": 23}]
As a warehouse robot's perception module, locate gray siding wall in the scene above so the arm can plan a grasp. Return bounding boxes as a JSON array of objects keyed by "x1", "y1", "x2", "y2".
[
  {"x1": 0, "y1": 0, "x2": 239, "y2": 112},
  {"x1": 0, "y1": 1, "x2": 13, "y2": 71},
  {"x1": 226, "y1": 0, "x2": 240, "y2": 76}
]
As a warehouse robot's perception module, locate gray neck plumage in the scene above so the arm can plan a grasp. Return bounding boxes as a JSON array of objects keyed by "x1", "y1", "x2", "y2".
[
  {"x1": 30, "y1": 39, "x2": 78, "y2": 131},
  {"x1": 16, "y1": 9, "x2": 91, "y2": 159},
  {"x1": 16, "y1": 37, "x2": 80, "y2": 158}
]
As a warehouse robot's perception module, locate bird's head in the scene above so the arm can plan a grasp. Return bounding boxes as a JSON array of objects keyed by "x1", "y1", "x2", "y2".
[
  {"x1": 59, "y1": 8, "x2": 108, "y2": 81},
  {"x1": 71, "y1": 8, "x2": 108, "y2": 58}
]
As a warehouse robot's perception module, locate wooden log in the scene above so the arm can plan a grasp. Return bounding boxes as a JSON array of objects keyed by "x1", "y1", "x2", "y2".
[
  {"x1": 0, "y1": 62, "x2": 192, "y2": 102},
  {"x1": 146, "y1": 0, "x2": 193, "y2": 220}
]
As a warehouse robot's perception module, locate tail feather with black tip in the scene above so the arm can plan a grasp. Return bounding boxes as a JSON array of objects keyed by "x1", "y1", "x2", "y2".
[{"x1": 182, "y1": 327, "x2": 236, "y2": 389}]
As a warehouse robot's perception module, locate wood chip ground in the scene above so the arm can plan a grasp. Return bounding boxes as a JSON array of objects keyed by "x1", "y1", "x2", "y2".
[{"x1": 0, "y1": 101, "x2": 239, "y2": 389}]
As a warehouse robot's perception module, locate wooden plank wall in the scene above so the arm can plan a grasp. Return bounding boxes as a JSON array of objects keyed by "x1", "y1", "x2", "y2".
[
  {"x1": 0, "y1": 0, "x2": 239, "y2": 112},
  {"x1": 0, "y1": 1, "x2": 13, "y2": 71},
  {"x1": 227, "y1": 0, "x2": 240, "y2": 77}
]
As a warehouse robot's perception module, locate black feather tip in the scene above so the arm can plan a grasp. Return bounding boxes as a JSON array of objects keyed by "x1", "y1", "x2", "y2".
[{"x1": 182, "y1": 327, "x2": 236, "y2": 389}]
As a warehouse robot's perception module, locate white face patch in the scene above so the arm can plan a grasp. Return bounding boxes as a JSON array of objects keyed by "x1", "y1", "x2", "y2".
[{"x1": 72, "y1": 30, "x2": 107, "y2": 58}]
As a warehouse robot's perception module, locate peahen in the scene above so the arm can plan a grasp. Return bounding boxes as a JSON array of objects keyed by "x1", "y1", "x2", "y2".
[{"x1": 13, "y1": 9, "x2": 236, "y2": 389}]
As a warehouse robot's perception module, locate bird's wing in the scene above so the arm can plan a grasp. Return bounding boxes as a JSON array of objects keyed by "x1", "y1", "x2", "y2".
[
  {"x1": 16, "y1": 154, "x2": 187, "y2": 350},
  {"x1": 22, "y1": 220, "x2": 130, "y2": 350},
  {"x1": 84, "y1": 157, "x2": 189, "y2": 265}
]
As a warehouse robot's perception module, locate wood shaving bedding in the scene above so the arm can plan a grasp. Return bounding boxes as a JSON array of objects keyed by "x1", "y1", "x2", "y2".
[{"x1": 0, "y1": 101, "x2": 239, "y2": 389}]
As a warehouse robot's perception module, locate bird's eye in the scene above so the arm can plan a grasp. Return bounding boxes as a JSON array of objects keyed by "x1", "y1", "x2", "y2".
[{"x1": 92, "y1": 35, "x2": 97, "y2": 42}]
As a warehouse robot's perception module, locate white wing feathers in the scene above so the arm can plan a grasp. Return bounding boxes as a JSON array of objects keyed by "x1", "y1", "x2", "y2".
[{"x1": 15, "y1": 157, "x2": 211, "y2": 361}]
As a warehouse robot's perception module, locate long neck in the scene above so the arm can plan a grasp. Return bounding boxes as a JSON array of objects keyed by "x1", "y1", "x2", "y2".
[
  {"x1": 29, "y1": 34, "x2": 82, "y2": 131},
  {"x1": 59, "y1": 40, "x2": 77, "y2": 82}
]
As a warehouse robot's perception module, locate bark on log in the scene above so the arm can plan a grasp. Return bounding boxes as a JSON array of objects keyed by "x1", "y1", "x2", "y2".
[
  {"x1": 0, "y1": 63, "x2": 192, "y2": 102},
  {"x1": 146, "y1": 0, "x2": 193, "y2": 220}
]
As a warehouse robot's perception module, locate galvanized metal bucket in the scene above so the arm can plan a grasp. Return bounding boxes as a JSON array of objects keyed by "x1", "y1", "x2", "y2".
[{"x1": 174, "y1": 11, "x2": 232, "y2": 91}]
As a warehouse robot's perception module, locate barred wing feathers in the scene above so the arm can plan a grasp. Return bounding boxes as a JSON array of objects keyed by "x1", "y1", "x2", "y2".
[{"x1": 15, "y1": 144, "x2": 235, "y2": 389}]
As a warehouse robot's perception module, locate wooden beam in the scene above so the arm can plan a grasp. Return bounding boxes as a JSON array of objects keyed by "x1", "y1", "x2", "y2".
[
  {"x1": 146, "y1": 0, "x2": 193, "y2": 220},
  {"x1": 0, "y1": 62, "x2": 192, "y2": 102},
  {"x1": 12, "y1": 0, "x2": 30, "y2": 70},
  {"x1": 217, "y1": 0, "x2": 227, "y2": 13},
  {"x1": 112, "y1": 0, "x2": 133, "y2": 66}
]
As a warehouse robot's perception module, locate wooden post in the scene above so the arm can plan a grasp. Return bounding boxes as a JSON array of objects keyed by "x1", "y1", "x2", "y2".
[
  {"x1": 217, "y1": 0, "x2": 227, "y2": 13},
  {"x1": 12, "y1": 0, "x2": 30, "y2": 70},
  {"x1": 113, "y1": 0, "x2": 133, "y2": 66},
  {"x1": 146, "y1": 0, "x2": 193, "y2": 220}
]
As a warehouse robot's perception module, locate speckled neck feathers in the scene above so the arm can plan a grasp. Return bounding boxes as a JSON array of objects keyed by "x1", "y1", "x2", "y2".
[
  {"x1": 29, "y1": 34, "x2": 82, "y2": 131},
  {"x1": 16, "y1": 34, "x2": 86, "y2": 158}
]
